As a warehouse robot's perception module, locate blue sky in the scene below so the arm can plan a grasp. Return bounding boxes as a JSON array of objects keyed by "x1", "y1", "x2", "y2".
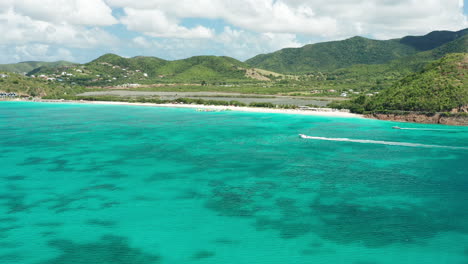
[{"x1": 0, "y1": 0, "x2": 466, "y2": 64}]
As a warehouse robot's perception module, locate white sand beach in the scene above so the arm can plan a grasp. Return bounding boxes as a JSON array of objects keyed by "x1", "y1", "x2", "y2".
[{"x1": 13, "y1": 99, "x2": 363, "y2": 118}]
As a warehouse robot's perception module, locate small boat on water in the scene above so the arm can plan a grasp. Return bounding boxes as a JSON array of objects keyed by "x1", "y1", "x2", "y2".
[{"x1": 392, "y1": 126, "x2": 401, "y2": 129}]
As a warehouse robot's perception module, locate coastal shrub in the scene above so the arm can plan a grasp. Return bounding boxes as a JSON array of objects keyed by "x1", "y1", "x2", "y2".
[
  {"x1": 228, "y1": 100, "x2": 246, "y2": 107},
  {"x1": 277, "y1": 104, "x2": 298, "y2": 109},
  {"x1": 249, "y1": 102, "x2": 275, "y2": 108}
]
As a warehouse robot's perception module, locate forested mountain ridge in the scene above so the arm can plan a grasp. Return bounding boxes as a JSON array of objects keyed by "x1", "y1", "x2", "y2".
[{"x1": 246, "y1": 28, "x2": 468, "y2": 73}]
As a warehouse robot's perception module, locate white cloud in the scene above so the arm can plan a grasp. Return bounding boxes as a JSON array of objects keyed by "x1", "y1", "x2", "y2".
[
  {"x1": 121, "y1": 8, "x2": 214, "y2": 39},
  {"x1": 4, "y1": 0, "x2": 117, "y2": 26},
  {"x1": 107, "y1": 0, "x2": 467, "y2": 38},
  {"x1": 0, "y1": 0, "x2": 466, "y2": 63},
  {"x1": 132, "y1": 36, "x2": 152, "y2": 48},
  {"x1": 216, "y1": 27, "x2": 303, "y2": 60},
  {"x1": 107, "y1": 0, "x2": 337, "y2": 36},
  {"x1": 0, "y1": 8, "x2": 118, "y2": 48},
  {"x1": 125, "y1": 26, "x2": 303, "y2": 61},
  {"x1": 0, "y1": 0, "x2": 119, "y2": 63},
  {"x1": 0, "y1": 44, "x2": 75, "y2": 63}
]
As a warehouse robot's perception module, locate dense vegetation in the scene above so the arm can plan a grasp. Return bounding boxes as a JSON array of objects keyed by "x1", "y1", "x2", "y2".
[
  {"x1": 319, "y1": 34, "x2": 468, "y2": 91},
  {"x1": 0, "y1": 72, "x2": 86, "y2": 97},
  {"x1": 246, "y1": 28, "x2": 467, "y2": 73},
  {"x1": 400, "y1": 28, "x2": 468, "y2": 51},
  {"x1": 330, "y1": 53, "x2": 468, "y2": 113},
  {"x1": 28, "y1": 54, "x2": 257, "y2": 86},
  {"x1": 41, "y1": 94, "x2": 299, "y2": 109},
  {"x1": 0, "y1": 61, "x2": 76, "y2": 74}
]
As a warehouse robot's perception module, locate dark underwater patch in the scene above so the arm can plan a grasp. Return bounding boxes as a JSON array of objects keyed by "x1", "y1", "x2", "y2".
[
  {"x1": 176, "y1": 189, "x2": 206, "y2": 200},
  {"x1": 0, "y1": 217, "x2": 17, "y2": 223},
  {"x1": 0, "y1": 252, "x2": 23, "y2": 262},
  {"x1": 254, "y1": 197, "x2": 314, "y2": 239},
  {"x1": 0, "y1": 225, "x2": 21, "y2": 238},
  {"x1": 0, "y1": 242, "x2": 18, "y2": 248},
  {"x1": 18, "y1": 156, "x2": 48, "y2": 166},
  {"x1": 310, "y1": 198, "x2": 455, "y2": 248},
  {"x1": 213, "y1": 238, "x2": 239, "y2": 245},
  {"x1": 41, "y1": 231, "x2": 57, "y2": 237},
  {"x1": 35, "y1": 222, "x2": 64, "y2": 227},
  {"x1": 81, "y1": 183, "x2": 122, "y2": 192},
  {"x1": 204, "y1": 181, "x2": 279, "y2": 218},
  {"x1": 101, "y1": 171, "x2": 129, "y2": 179},
  {"x1": 86, "y1": 219, "x2": 117, "y2": 227},
  {"x1": 145, "y1": 173, "x2": 180, "y2": 183},
  {"x1": 4, "y1": 175, "x2": 26, "y2": 181},
  {"x1": 255, "y1": 217, "x2": 313, "y2": 239},
  {"x1": 191, "y1": 250, "x2": 215, "y2": 260},
  {"x1": 43, "y1": 193, "x2": 109, "y2": 213},
  {"x1": 0, "y1": 193, "x2": 33, "y2": 213},
  {"x1": 133, "y1": 195, "x2": 157, "y2": 202},
  {"x1": 39, "y1": 235, "x2": 160, "y2": 264},
  {"x1": 205, "y1": 187, "x2": 259, "y2": 218},
  {"x1": 101, "y1": 201, "x2": 120, "y2": 209},
  {"x1": 48, "y1": 158, "x2": 76, "y2": 172}
]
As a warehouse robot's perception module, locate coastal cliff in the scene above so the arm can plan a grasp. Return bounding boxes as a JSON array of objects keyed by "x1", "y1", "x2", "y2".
[{"x1": 368, "y1": 113, "x2": 468, "y2": 126}]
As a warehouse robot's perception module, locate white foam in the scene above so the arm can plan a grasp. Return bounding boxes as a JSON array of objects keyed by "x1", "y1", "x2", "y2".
[
  {"x1": 398, "y1": 127, "x2": 458, "y2": 131},
  {"x1": 299, "y1": 134, "x2": 467, "y2": 150}
]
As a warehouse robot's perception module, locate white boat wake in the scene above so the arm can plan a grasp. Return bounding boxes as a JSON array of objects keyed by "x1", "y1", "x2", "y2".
[
  {"x1": 393, "y1": 126, "x2": 463, "y2": 132},
  {"x1": 299, "y1": 134, "x2": 468, "y2": 150}
]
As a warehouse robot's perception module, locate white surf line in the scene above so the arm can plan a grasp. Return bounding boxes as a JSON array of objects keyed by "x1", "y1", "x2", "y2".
[
  {"x1": 299, "y1": 134, "x2": 468, "y2": 150},
  {"x1": 397, "y1": 127, "x2": 462, "y2": 131}
]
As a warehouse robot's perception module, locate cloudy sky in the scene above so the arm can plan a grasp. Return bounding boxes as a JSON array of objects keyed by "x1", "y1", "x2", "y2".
[{"x1": 0, "y1": 0, "x2": 466, "y2": 64}]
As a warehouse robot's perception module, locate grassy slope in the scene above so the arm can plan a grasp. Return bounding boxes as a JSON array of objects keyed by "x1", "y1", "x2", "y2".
[
  {"x1": 320, "y1": 34, "x2": 468, "y2": 91},
  {"x1": 338, "y1": 53, "x2": 468, "y2": 113},
  {"x1": 0, "y1": 72, "x2": 85, "y2": 97}
]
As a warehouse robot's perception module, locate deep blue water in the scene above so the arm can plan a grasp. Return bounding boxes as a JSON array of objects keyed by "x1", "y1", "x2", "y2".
[{"x1": 1, "y1": 101, "x2": 468, "y2": 264}]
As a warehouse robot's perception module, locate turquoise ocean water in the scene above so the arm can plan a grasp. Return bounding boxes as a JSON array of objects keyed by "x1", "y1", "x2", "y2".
[{"x1": 1, "y1": 101, "x2": 467, "y2": 264}]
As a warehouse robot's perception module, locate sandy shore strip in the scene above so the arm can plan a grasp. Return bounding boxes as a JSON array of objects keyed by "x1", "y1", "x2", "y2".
[{"x1": 10, "y1": 99, "x2": 363, "y2": 118}]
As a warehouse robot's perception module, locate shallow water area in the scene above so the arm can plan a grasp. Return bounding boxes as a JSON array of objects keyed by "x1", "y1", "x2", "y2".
[{"x1": 1, "y1": 101, "x2": 468, "y2": 264}]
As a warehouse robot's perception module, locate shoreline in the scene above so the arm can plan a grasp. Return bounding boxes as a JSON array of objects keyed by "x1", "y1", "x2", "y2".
[{"x1": 5, "y1": 99, "x2": 363, "y2": 118}]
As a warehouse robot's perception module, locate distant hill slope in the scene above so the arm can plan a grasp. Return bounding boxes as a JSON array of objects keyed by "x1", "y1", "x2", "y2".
[
  {"x1": 246, "y1": 28, "x2": 467, "y2": 73},
  {"x1": 28, "y1": 54, "x2": 262, "y2": 86},
  {"x1": 0, "y1": 71, "x2": 84, "y2": 97},
  {"x1": 0, "y1": 61, "x2": 76, "y2": 74},
  {"x1": 324, "y1": 34, "x2": 468, "y2": 90},
  {"x1": 343, "y1": 53, "x2": 467, "y2": 113},
  {"x1": 400, "y1": 28, "x2": 468, "y2": 51}
]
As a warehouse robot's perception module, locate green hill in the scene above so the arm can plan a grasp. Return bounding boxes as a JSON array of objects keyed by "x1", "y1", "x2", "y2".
[
  {"x1": 338, "y1": 53, "x2": 467, "y2": 113},
  {"x1": 29, "y1": 54, "x2": 257, "y2": 86},
  {"x1": 246, "y1": 28, "x2": 467, "y2": 73},
  {"x1": 321, "y1": 34, "x2": 468, "y2": 91},
  {"x1": 0, "y1": 72, "x2": 85, "y2": 97},
  {"x1": 400, "y1": 28, "x2": 468, "y2": 51},
  {"x1": 0, "y1": 61, "x2": 76, "y2": 74}
]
